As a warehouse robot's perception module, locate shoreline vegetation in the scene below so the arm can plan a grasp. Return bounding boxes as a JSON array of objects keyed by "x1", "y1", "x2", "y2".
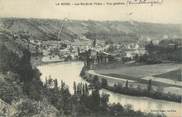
[
  {"x1": 80, "y1": 65, "x2": 182, "y2": 103},
  {"x1": 42, "y1": 77, "x2": 165, "y2": 117},
  {"x1": 104, "y1": 83, "x2": 181, "y2": 103}
]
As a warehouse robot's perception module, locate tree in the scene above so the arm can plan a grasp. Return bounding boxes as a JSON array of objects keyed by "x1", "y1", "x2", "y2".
[
  {"x1": 84, "y1": 83, "x2": 89, "y2": 96},
  {"x1": 100, "y1": 93, "x2": 109, "y2": 109},
  {"x1": 125, "y1": 80, "x2": 128, "y2": 89},
  {"x1": 77, "y1": 47, "x2": 80, "y2": 56},
  {"x1": 73, "y1": 81, "x2": 77, "y2": 95},
  {"x1": 110, "y1": 103, "x2": 124, "y2": 116},
  {"x1": 47, "y1": 77, "x2": 53, "y2": 88},
  {"x1": 93, "y1": 38, "x2": 96, "y2": 47},
  {"x1": 90, "y1": 75, "x2": 101, "y2": 90},
  {"x1": 148, "y1": 79, "x2": 152, "y2": 92},
  {"x1": 91, "y1": 88, "x2": 100, "y2": 111},
  {"x1": 134, "y1": 54, "x2": 139, "y2": 62},
  {"x1": 54, "y1": 79, "x2": 58, "y2": 89},
  {"x1": 101, "y1": 78, "x2": 108, "y2": 88},
  {"x1": 0, "y1": 79, "x2": 22, "y2": 103},
  {"x1": 16, "y1": 99, "x2": 38, "y2": 117}
]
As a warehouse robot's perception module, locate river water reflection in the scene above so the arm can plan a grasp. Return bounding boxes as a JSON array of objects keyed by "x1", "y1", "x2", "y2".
[{"x1": 37, "y1": 62, "x2": 182, "y2": 117}]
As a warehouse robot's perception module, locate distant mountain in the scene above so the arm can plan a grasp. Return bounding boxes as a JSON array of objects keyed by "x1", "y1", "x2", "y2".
[{"x1": 0, "y1": 18, "x2": 181, "y2": 42}]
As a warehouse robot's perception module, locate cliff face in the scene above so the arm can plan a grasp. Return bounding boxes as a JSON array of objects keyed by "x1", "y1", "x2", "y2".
[
  {"x1": 0, "y1": 32, "x2": 32, "y2": 81},
  {"x1": 0, "y1": 31, "x2": 43, "y2": 101},
  {"x1": 0, "y1": 30, "x2": 60, "y2": 117}
]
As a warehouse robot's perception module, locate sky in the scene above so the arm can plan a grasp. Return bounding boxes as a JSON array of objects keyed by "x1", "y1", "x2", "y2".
[{"x1": 0, "y1": 0, "x2": 182, "y2": 24}]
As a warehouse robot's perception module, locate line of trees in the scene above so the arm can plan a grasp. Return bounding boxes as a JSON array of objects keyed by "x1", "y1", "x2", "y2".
[
  {"x1": 104, "y1": 79, "x2": 181, "y2": 103},
  {"x1": 43, "y1": 76, "x2": 165, "y2": 117},
  {"x1": 82, "y1": 73, "x2": 181, "y2": 103}
]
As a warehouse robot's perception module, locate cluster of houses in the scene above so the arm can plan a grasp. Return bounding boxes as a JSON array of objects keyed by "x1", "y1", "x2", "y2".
[
  {"x1": 103, "y1": 41, "x2": 146, "y2": 61},
  {"x1": 19, "y1": 32, "x2": 182, "y2": 64},
  {"x1": 82, "y1": 40, "x2": 147, "y2": 69}
]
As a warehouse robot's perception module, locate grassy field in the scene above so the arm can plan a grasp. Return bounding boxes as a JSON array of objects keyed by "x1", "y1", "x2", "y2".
[
  {"x1": 95, "y1": 63, "x2": 182, "y2": 80},
  {"x1": 93, "y1": 63, "x2": 182, "y2": 97},
  {"x1": 154, "y1": 69, "x2": 182, "y2": 81}
]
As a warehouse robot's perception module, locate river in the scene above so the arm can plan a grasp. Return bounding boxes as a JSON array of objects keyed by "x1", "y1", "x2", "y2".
[{"x1": 37, "y1": 62, "x2": 182, "y2": 117}]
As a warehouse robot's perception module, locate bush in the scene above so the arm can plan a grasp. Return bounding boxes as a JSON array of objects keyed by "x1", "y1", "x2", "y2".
[{"x1": 0, "y1": 78, "x2": 23, "y2": 103}]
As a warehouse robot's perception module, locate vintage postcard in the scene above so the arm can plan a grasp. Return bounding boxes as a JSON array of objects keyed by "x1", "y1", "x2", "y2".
[{"x1": 0, "y1": 0, "x2": 181, "y2": 117}]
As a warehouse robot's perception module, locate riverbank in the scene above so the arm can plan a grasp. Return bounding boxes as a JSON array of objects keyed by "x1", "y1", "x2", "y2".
[
  {"x1": 104, "y1": 84, "x2": 181, "y2": 103},
  {"x1": 81, "y1": 66, "x2": 182, "y2": 103}
]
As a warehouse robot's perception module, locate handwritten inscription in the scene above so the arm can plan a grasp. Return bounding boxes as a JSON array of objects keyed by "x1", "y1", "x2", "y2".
[
  {"x1": 55, "y1": 0, "x2": 163, "y2": 6},
  {"x1": 151, "y1": 109, "x2": 176, "y2": 113},
  {"x1": 127, "y1": 0, "x2": 163, "y2": 6}
]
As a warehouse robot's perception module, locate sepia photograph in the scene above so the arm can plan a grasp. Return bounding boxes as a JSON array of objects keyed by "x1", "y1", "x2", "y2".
[{"x1": 0, "y1": 0, "x2": 182, "y2": 117}]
